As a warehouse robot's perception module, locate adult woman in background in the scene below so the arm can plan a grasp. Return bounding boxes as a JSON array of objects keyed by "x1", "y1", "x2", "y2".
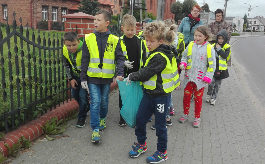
[{"x1": 178, "y1": 4, "x2": 204, "y2": 47}]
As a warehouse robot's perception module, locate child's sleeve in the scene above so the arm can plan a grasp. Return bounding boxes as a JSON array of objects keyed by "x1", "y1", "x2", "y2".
[
  {"x1": 177, "y1": 41, "x2": 185, "y2": 59},
  {"x1": 216, "y1": 46, "x2": 230, "y2": 60},
  {"x1": 205, "y1": 47, "x2": 216, "y2": 79},
  {"x1": 80, "y1": 40, "x2": 90, "y2": 82},
  {"x1": 115, "y1": 40, "x2": 125, "y2": 77},
  {"x1": 62, "y1": 55, "x2": 74, "y2": 81},
  {"x1": 129, "y1": 53, "x2": 166, "y2": 82}
]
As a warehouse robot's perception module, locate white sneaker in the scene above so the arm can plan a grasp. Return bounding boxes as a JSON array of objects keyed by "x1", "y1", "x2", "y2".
[
  {"x1": 205, "y1": 95, "x2": 211, "y2": 103},
  {"x1": 210, "y1": 99, "x2": 216, "y2": 105}
]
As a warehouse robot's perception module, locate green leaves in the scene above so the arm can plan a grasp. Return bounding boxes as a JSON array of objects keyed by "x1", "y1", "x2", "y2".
[
  {"x1": 78, "y1": 0, "x2": 100, "y2": 16},
  {"x1": 42, "y1": 117, "x2": 67, "y2": 141}
]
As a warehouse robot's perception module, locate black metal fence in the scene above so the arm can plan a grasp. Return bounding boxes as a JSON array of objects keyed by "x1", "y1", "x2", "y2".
[{"x1": 0, "y1": 13, "x2": 71, "y2": 133}]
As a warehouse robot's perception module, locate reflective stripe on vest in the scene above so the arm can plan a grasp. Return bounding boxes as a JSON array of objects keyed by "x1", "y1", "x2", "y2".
[
  {"x1": 85, "y1": 33, "x2": 118, "y2": 78},
  {"x1": 187, "y1": 41, "x2": 214, "y2": 72},
  {"x1": 213, "y1": 43, "x2": 231, "y2": 70},
  {"x1": 142, "y1": 52, "x2": 180, "y2": 93},
  {"x1": 119, "y1": 35, "x2": 144, "y2": 68},
  {"x1": 63, "y1": 45, "x2": 82, "y2": 76}
]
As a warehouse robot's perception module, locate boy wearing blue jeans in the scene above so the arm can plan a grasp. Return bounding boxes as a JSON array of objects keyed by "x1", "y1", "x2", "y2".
[
  {"x1": 125, "y1": 21, "x2": 179, "y2": 163},
  {"x1": 62, "y1": 32, "x2": 89, "y2": 128},
  {"x1": 80, "y1": 10, "x2": 125, "y2": 143}
]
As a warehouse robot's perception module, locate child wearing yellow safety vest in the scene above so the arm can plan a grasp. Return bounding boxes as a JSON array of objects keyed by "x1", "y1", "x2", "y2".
[
  {"x1": 80, "y1": 10, "x2": 125, "y2": 143},
  {"x1": 125, "y1": 21, "x2": 179, "y2": 163},
  {"x1": 179, "y1": 25, "x2": 216, "y2": 128},
  {"x1": 62, "y1": 32, "x2": 89, "y2": 128},
  {"x1": 206, "y1": 29, "x2": 230, "y2": 106},
  {"x1": 118, "y1": 14, "x2": 147, "y2": 127}
]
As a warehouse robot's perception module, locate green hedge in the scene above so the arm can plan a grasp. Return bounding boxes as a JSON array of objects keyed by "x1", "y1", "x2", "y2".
[{"x1": 231, "y1": 33, "x2": 240, "y2": 36}]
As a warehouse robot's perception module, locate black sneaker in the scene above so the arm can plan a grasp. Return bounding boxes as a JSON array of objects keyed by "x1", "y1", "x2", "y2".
[
  {"x1": 76, "y1": 119, "x2": 86, "y2": 128},
  {"x1": 119, "y1": 117, "x2": 127, "y2": 127},
  {"x1": 166, "y1": 119, "x2": 172, "y2": 126}
]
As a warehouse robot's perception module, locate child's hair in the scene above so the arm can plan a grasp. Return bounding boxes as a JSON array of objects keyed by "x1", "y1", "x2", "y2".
[
  {"x1": 164, "y1": 24, "x2": 177, "y2": 44},
  {"x1": 164, "y1": 19, "x2": 175, "y2": 27},
  {"x1": 64, "y1": 31, "x2": 79, "y2": 42},
  {"x1": 95, "y1": 10, "x2": 111, "y2": 22},
  {"x1": 194, "y1": 25, "x2": 213, "y2": 41},
  {"x1": 122, "y1": 14, "x2": 136, "y2": 27},
  {"x1": 143, "y1": 21, "x2": 166, "y2": 41}
]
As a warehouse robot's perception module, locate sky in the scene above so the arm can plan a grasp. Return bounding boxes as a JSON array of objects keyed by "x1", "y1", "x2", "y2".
[{"x1": 178, "y1": 0, "x2": 265, "y2": 18}]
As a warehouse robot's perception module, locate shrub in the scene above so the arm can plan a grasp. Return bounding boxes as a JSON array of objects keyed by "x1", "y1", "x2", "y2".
[
  {"x1": 231, "y1": 33, "x2": 240, "y2": 36},
  {"x1": 37, "y1": 21, "x2": 48, "y2": 30}
]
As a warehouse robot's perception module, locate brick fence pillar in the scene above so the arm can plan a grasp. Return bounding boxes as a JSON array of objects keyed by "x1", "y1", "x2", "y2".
[
  {"x1": 63, "y1": 12, "x2": 95, "y2": 39},
  {"x1": 136, "y1": 22, "x2": 142, "y2": 35}
]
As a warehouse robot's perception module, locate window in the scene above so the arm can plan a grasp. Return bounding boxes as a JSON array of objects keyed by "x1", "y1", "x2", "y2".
[
  {"x1": 249, "y1": 21, "x2": 252, "y2": 24},
  {"x1": 52, "y1": 7, "x2": 58, "y2": 21},
  {"x1": 42, "y1": 6, "x2": 48, "y2": 21},
  {"x1": 3, "y1": 5, "x2": 7, "y2": 19},
  {"x1": 254, "y1": 21, "x2": 256, "y2": 24},
  {"x1": 62, "y1": 8, "x2": 67, "y2": 22}
]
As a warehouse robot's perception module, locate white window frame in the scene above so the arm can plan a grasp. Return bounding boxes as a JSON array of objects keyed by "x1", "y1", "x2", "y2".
[
  {"x1": 62, "y1": 8, "x2": 67, "y2": 22},
  {"x1": 3, "y1": 5, "x2": 7, "y2": 20},
  {"x1": 42, "y1": 6, "x2": 48, "y2": 21},
  {"x1": 52, "y1": 7, "x2": 58, "y2": 21}
]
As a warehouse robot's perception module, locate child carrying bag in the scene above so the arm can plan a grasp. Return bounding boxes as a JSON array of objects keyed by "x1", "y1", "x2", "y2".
[{"x1": 117, "y1": 80, "x2": 143, "y2": 128}]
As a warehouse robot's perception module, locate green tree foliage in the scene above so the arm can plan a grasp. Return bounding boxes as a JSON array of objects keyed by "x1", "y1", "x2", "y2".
[
  {"x1": 78, "y1": 0, "x2": 100, "y2": 16},
  {"x1": 201, "y1": 3, "x2": 210, "y2": 12},
  {"x1": 243, "y1": 13, "x2": 249, "y2": 28},
  {"x1": 170, "y1": 1, "x2": 183, "y2": 23},
  {"x1": 182, "y1": 0, "x2": 197, "y2": 17},
  {"x1": 147, "y1": 12, "x2": 156, "y2": 20}
]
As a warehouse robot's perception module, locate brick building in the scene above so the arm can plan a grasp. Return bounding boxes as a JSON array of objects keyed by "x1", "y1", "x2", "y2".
[{"x1": 0, "y1": 0, "x2": 114, "y2": 29}]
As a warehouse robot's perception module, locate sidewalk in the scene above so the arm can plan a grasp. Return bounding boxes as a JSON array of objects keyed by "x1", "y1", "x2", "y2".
[{"x1": 10, "y1": 65, "x2": 265, "y2": 164}]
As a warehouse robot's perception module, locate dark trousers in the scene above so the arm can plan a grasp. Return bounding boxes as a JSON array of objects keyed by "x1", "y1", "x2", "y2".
[
  {"x1": 207, "y1": 77, "x2": 222, "y2": 100},
  {"x1": 135, "y1": 91, "x2": 170, "y2": 152}
]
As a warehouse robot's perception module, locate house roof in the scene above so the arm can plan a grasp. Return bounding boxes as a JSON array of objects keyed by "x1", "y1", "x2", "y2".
[
  {"x1": 69, "y1": 0, "x2": 114, "y2": 9},
  {"x1": 62, "y1": 12, "x2": 94, "y2": 19},
  {"x1": 254, "y1": 16, "x2": 265, "y2": 25}
]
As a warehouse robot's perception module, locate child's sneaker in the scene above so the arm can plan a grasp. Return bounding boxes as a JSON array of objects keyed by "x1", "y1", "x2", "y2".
[
  {"x1": 205, "y1": 95, "x2": 211, "y2": 103},
  {"x1": 146, "y1": 150, "x2": 168, "y2": 163},
  {"x1": 99, "y1": 118, "x2": 106, "y2": 131},
  {"x1": 129, "y1": 142, "x2": 147, "y2": 158},
  {"x1": 179, "y1": 114, "x2": 189, "y2": 123},
  {"x1": 151, "y1": 125, "x2": 156, "y2": 130},
  {"x1": 119, "y1": 117, "x2": 127, "y2": 127},
  {"x1": 193, "y1": 118, "x2": 201, "y2": 128},
  {"x1": 166, "y1": 119, "x2": 172, "y2": 126},
  {"x1": 210, "y1": 99, "x2": 216, "y2": 106},
  {"x1": 76, "y1": 119, "x2": 86, "y2": 128},
  {"x1": 169, "y1": 107, "x2": 175, "y2": 115},
  {"x1": 91, "y1": 130, "x2": 100, "y2": 142}
]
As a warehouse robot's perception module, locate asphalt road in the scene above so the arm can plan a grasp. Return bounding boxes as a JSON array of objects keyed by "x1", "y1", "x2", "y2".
[{"x1": 231, "y1": 33, "x2": 265, "y2": 121}]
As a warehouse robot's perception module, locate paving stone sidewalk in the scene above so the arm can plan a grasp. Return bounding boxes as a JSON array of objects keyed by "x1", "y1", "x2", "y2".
[{"x1": 10, "y1": 64, "x2": 265, "y2": 164}]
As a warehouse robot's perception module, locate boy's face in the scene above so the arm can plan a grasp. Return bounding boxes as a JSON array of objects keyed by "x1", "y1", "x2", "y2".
[
  {"x1": 145, "y1": 36, "x2": 163, "y2": 52},
  {"x1": 64, "y1": 39, "x2": 80, "y2": 53},
  {"x1": 218, "y1": 35, "x2": 224, "y2": 45},
  {"x1": 123, "y1": 25, "x2": 136, "y2": 38},
  {"x1": 215, "y1": 13, "x2": 223, "y2": 22},
  {"x1": 194, "y1": 30, "x2": 207, "y2": 45},
  {"x1": 94, "y1": 14, "x2": 109, "y2": 33}
]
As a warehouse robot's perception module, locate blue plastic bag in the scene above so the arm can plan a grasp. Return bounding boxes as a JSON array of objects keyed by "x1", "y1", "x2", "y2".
[{"x1": 117, "y1": 80, "x2": 143, "y2": 128}]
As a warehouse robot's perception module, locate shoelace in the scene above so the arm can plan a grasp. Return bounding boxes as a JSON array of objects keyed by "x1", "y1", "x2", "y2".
[{"x1": 132, "y1": 142, "x2": 144, "y2": 151}]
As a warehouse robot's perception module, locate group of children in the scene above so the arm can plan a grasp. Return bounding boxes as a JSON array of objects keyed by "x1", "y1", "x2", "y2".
[{"x1": 62, "y1": 9, "x2": 231, "y2": 163}]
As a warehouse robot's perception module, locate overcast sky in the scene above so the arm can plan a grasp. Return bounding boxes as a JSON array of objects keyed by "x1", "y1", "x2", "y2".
[{"x1": 178, "y1": 0, "x2": 265, "y2": 18}]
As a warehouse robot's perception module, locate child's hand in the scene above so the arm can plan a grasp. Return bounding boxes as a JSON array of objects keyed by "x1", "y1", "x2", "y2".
[
  {"x1": 81, "y1": 81, "x2": 89, "y2": 93},
  {"x1": 70, "y1": 79, "x2": 78, "y2": 89},
  {"x1": 216, "y1": 43, "x2": 221, "y2": 48},
  {"x1": 179, "y1": 62, "x2": 187, "y2": 70},
  {"x1": 123, "y1": 74, "x2": 131, "y2": 85},
  {"x1": 202, "y1": 76, "x2": 211, "y2": 84},
  {"x1": 124, "y1": 61, "x2": 134, "y2": 69},
  {"x1": 116, "y1": 76, "x2": 124, "y2": 81}
]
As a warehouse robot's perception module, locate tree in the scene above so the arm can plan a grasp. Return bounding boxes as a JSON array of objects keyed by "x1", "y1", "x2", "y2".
[
  {"x1": 170, "y1": 1, "x2": 183, "y2": 23},
  {"x1": 182, "y1": 0, "x2": 197, "y2": 17},
  {"x1": 78, "y1": 0, "x2": 100, "y2": 16},
  {"x1": 243, "y1": 13, "x2": 249, "y2": 28},
  {"x1": 147, "y1": 12, "x2": 156, "y2": 20},
  {"x1": 201, "y1": 3, "x2": 210, "y2": 12}
]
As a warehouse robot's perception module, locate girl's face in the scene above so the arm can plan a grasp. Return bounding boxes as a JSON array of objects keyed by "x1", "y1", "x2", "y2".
[
  {"x1": 194, "y1": 30, "x2": 207, "y2": 45},
  {"x1": 145, "y1": 36, "x2": 163, "y2": 51}
]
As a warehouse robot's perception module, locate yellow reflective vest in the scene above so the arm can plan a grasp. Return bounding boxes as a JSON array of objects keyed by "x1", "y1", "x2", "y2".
[
  {"x1": 119, "y1": 35, "x2": 144, "y2": 69},
  {"x1": 213, "y1": 43, "x2": 231, "y2": 70},
  {"x1": 187, "y1": 41, "x2": 214, "y2": 72},
  {"x1": 142, "y1": 52, "x2": 180, "y2": 93},
  {"x1": 85, "y1": 33, "x2": 118, "y2": 78},
  {"x1": 63, "y1": 43, "x2": 82, "y2": 76}
]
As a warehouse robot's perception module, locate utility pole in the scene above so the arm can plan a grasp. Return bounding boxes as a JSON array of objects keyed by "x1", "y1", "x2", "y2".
[
  {"x1": 120, "y1": 0, "x2": 125, "y2": 22},
  {"x1": 145, "y1": 0, "x2": 147, "y2": 18},
  {"x1": 224, "y1": 0, "x2": 228, "y2": 17},
  {"x1": 157, "y1": 0, "x2": 165, "y2": 21}
]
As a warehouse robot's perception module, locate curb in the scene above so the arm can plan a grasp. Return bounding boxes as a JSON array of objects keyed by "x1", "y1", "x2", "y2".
[
  {"x1": 0, "y1": 81, "x2": 118, "y2": 158},
  {"x1": 0, "y1": 99, "x2": 79, "y2": 158}
]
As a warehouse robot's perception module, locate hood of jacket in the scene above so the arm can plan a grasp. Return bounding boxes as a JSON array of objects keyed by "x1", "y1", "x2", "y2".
[
  {"x1": 216, "y1": 29, "x2": 228, "y2": 45},
  {"x1": 151, "y1": 44, "x2": 174, "y2": 61}
]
